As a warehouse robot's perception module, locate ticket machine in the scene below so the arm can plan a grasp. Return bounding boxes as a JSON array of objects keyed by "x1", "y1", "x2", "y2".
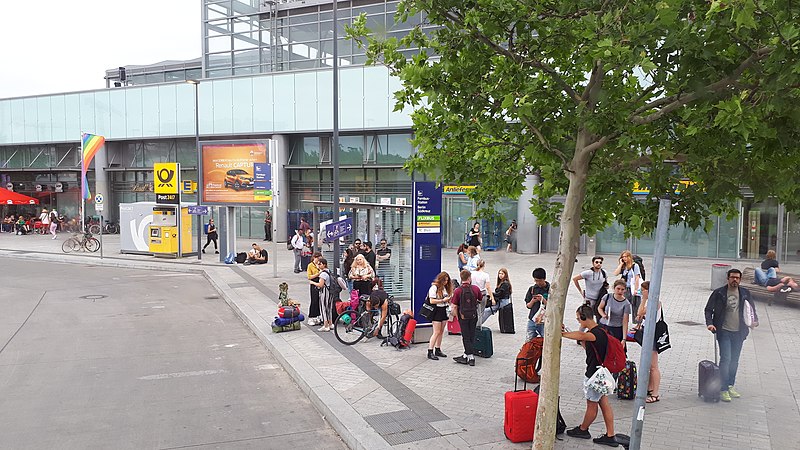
[{"x1": 148, "y1": 205, "x2": 193, "y2": 257}]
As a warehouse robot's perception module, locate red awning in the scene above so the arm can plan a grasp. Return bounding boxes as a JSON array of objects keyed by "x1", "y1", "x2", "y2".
[{"x1": 0, "y1": 188, "x2": 40, "y2": 205}]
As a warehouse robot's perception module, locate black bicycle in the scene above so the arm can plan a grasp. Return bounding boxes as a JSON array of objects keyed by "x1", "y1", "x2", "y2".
[{"x1": 333, "y1": 297, "x2": 399, "y2": 345}]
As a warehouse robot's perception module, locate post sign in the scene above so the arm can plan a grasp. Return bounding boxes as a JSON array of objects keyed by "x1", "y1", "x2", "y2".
[
  {"x1": 325, "y1": 217, "x2": 353, "y2": 240},
  {"x1": 155, "y1": 163, "x2": 180, "y2": 205},
  {"x1": 412, "y1": 182, "x2": 443, "y2": 326}
]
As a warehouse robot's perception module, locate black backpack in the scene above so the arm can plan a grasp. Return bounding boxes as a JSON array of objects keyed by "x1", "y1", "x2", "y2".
[
  {"x1": 385, "y1": 313, "x2": 411, "y2": 348},
  {"x1": 632, "y1": 255, "x2": 646, "y2": 281},
  {"x1": 596, "y1": 269, "x2": 609, "y2": 300},
  {"x1": 235, "y1": 252, "x2": 247, "y2": 264},
  {"x1": 533, "y1": 385, "x2": 567, "y2": 435},
  {"x1": 459, "y1": 284, "x2": 478, "y2": 320}
]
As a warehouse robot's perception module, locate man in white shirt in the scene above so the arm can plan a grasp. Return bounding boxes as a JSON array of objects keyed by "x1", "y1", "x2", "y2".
[
  {"x1": 572, "y1": 256, "x2": 608, "y2": 322},
  {"x1": 291, "y1": 229, "x2": 304, "y2": 273},
  {"x1": 38, "y1": 208, "x2": 50, "y2": 235}
]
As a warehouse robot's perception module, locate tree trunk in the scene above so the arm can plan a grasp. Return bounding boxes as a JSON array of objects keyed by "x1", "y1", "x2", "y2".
[{"x1": 532, "y1": 132, "x2": 592, "y2": 450}]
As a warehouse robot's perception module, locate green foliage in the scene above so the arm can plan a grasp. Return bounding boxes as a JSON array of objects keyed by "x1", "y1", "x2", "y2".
[{"x1": 347, "y1": 0, "x2": 800, "y2": 237}]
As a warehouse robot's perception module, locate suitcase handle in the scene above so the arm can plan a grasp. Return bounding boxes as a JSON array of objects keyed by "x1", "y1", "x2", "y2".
[
  {"x1": 714, "y1": 335, "x2": 718, "y2": 366},
  {"x1": 514, "y1": 357, "x2": 530, "y2": 392}
]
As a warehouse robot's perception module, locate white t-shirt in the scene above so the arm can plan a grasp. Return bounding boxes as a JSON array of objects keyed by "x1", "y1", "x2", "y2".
[
  {"x1": 470, "y1": 270, "x2": 491, "y2": 295},
  {"x1": 465, "y1": 255, "x2": 481, "y2": 271},
  {"x1": 427, "y1": 285, "x2": 448, "y2": 307},
  {"x1": 39, "y1": 212, "x2": 50, "y2": 225}
]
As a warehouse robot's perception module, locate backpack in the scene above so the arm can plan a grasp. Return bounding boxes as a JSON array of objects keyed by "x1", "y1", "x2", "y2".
[
  {"x1": 591, "y1": 328, "x2": 627, "y2": 374},
  {"x1": 632, "y1": 255, "x2": 646, "y2": 281},
  {"x1": 533, "y1": 385, "x2": 567, "y2": 435},
  {"x1": 322, "y1": 269, "x2": 346, "y2": 300},
  {"x1": 386, "y1": 313, "x2": 412, "y2": 348},
  {"x1": 596, "y1": 269, "x2": 609, "y2": 300},
  {"x1": 235, "y1": 252, "x2": 247, "y2": 264},
  {"x1": 515, "y1": 337, "x2": 543, "y2": 383},
  {"x1": 224, "y1": 252, "x2": 235, "y2": 264},
  {"x1": 458, "y1": 284, "x2": 478, "y2": 320}
]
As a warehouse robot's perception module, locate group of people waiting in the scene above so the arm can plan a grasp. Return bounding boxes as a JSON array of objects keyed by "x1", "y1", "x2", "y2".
[{"x1": 2, "y1": 208, "x2": 62, "y2": 238}]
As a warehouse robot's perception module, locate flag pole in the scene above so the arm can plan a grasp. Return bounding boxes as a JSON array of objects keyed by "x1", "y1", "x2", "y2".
[{"x1": 80, "y1": 132, "x2": 84, "y2": 234}]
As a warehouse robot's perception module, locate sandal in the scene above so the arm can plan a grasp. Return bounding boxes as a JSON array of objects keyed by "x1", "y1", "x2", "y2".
[{"x1": 646, "y1": 395, "x2": 660, "y2": 403}]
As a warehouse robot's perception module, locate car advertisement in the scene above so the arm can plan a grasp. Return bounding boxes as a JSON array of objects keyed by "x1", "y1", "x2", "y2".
[{"x1": 201, "y1": 141, "x2": 269, "y2": 205}]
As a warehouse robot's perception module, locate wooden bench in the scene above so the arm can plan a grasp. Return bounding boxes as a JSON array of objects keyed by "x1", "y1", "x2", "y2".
[{"x1": 742, "y1": 267, "x2": 800, "y2": 305}]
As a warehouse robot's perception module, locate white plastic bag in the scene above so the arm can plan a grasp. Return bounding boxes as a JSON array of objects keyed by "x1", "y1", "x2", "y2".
[{"x1": 587, "y1": 366, "x2": 615, "y2": 396}]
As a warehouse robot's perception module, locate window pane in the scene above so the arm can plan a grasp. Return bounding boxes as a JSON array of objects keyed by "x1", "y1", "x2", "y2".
[
  {"x1": 381, "y1": 134, "x2": 413, "y2": 163},
  {"x1": 338, "y1": 136, "x2": 364, "y2": 164}
]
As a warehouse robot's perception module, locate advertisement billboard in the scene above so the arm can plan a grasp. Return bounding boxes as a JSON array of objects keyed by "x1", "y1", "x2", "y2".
[{"x1": 200, "y1": 141, "x2": 269, "y2": 205}]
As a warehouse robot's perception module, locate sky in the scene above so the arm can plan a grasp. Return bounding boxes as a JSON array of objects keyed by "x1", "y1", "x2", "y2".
[{"x1": 0, "y1": 0, "x2": 201, "y2": 99}]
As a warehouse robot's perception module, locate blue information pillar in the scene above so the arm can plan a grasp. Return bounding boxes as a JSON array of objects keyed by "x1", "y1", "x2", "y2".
[{"x1": 412, "y1": 182, "x2": 443, "y2": 343}]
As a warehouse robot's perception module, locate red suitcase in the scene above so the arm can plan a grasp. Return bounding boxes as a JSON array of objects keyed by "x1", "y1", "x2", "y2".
[
  {"x1": 447, "y1": 318, "x2": 461, "y2": 335},
  {"x1": 504, "y1": 358, "x2": 538, "y2": 443}
]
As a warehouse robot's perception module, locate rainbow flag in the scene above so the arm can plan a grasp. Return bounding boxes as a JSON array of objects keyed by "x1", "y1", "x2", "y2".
[{"x1": 81, "y1": 133, "x2": 105, "y2": 200}]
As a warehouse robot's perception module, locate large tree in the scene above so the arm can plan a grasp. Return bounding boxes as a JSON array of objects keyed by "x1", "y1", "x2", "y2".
[{"x1": 349, "y1": 0, "x2": 800, "y2": 447}]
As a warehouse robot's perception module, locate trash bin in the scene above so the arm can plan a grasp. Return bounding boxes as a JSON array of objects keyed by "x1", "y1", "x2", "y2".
[{"x1": 711, "y1": 263, "x2": 731, "y2": 290}]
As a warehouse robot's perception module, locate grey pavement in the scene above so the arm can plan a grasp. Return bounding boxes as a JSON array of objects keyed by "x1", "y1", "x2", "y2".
[
  {"x1": 2, "y1": 231, "x2": 799, "y2": 449},
  {"x1": 0, "y1": 256, "x2": 344, "y2": 450}
]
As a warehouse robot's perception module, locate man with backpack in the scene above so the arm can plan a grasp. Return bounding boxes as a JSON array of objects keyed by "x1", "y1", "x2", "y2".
[
  {"x1": 451, "y1": 269, "x2": 481, "y2": 366},
  {"x1": 572, "y1": 256, "x2": 608, "y2": 323},
  {"x1": 561, "y1": 304, "x2": 620, "y2": 447}
]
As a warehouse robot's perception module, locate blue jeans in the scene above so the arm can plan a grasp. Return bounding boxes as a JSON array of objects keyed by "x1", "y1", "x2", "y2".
[
  {"x1": 717, "y1": 329, "x2": 745, "y2": 391},
  {"x1": 754, "y1": 267, "x2": 777, "y2": 286},
  {"x1": 526, "y1": 319, "x2": 544, "y2": 341},
  {"x1": 480, "y1": 298, "x2": 511, "y2": 325}
]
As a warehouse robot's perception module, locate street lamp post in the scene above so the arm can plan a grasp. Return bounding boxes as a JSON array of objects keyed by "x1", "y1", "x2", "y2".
[
  {"x1": 187, "y1": 79, "x2": 202, "y2": 261},
  {"x1": 331, "y1": 0, "x2": 341, "y2": 275}
]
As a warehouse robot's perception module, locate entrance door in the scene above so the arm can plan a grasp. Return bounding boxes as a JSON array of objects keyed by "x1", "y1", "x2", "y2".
[
  {"x1": 444, "y1": 198, "x2": 473, "y2": 248},
  {"x1": 783, "y1": 212, "x2": 800, "y2": 262},
  {"x1": 741, "y1": 198, "x2": 778, "y2": 259}
]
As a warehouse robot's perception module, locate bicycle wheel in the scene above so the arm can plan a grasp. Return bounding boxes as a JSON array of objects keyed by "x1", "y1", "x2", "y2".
[
  {"x1": 88, "y1": 224, "x2": 101, "y2": 235},
  {"x1": 84, "y1": 237, "x2": 101, "y2": 252},
  {"x1": 333, "y1": 310, "x2": 366, "y2": 345},
  {"x1": 106, "y1": 223, "x2": 118, "y2": 234},
  {"x1": 62, "y1": 238, "x2": 80, "y2": 253}
]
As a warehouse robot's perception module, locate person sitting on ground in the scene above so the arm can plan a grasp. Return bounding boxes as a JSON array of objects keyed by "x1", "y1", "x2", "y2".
[
  {"x1": 765, "y1": 276, "x2": 799, "y2": 294},
  {"x1": 754, "y1": 249, "x2": 780, "y2": 286},
  {"x1": 16, "y1": 215, "x2": 28, "y2": 235},
  {"x1": 246, "y1": 243, "x2": 267, "y2": 264}
]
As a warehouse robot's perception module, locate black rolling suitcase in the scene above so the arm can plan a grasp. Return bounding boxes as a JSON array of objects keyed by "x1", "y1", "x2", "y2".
[
  {"x1": 498, "y1": 302, "x2": 515, "y2": 334},
  {"x1": 698, "y1": 338, "x2": 721, "y2": 402}
]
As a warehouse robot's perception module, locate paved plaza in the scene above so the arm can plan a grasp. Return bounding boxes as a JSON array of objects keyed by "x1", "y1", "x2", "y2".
[{"x1": 1, "y1": 231, "x2": 798, "y2": 449}]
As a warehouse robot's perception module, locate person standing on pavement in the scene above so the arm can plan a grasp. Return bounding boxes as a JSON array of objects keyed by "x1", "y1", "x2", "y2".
[
  {"x1": 525, "y1": 268, "x2": 550, "y2": 340},
  {"x1": 426, "y1": 272, "x2": 452, "y2": 360},
  {"x1": 597, "y1": 280, "x2": 631, "y2": 345},
  {"x1": 451, "y1": 269, "x2": 481, "y2": 366},
  {"x1": 573, "y1": 256, "x2": 608, "y2": 323},
  {"x1": 704, "y1": 268, "x2": 759, "y2": 402},
  {"x1": 375, "y1": 239, "x2": 391, "y2": 278},
  {"x1": 48, "y1": 209, "x2": 59, "y2": 239},
  {"x1": 299, "y1": 216, "x2": 311, "y2": 235},
  {"x1": 467, "y1": 222, "x2": 482, "y2": 250},
  {"x1": 471, "y1": 259, "x2": 493, "y2": 325},
  {"x1": 263, "y1": 210, "x2": 272, "y2": 241},
  {"x1": 310, "y1": 258, "x2": 334, "y2": 332},
  {"x1": 505, "y1": 219, "x2": 517, "y2": 252},
  {"x1": 464, "y1": 246, "x2": 481, "y2": 271},
  {"x1": 635, "y1": 281, "x2": 665, "y2": 403},
  {"x1": 291, "y1": 229, "x2": 304, "y2": 273},
  {"x1": 307, "y1": 252, "x2": 323, "y2": 326},
  {"x1": 362, "y1": 241, "x2": 377, "y2": 271},
  {"x1": 202, "y1": 218, "x2": 218, "y2": 253},
  {"x1": 562, "y1": 304, "x2": 619, "y2": 447},
  {"x1": 39, "y1": 208, "x2": 50, "y2": 235}
]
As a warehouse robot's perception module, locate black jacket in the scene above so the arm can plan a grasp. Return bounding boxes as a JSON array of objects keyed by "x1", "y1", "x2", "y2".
[{"x1": 704, "y1": 284, "x2": 757, "y2": 339}]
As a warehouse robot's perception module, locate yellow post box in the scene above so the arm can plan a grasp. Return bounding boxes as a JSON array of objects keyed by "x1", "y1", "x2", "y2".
[{"x1": 148, "y1": 206, "x2": 193, "y2": 257}]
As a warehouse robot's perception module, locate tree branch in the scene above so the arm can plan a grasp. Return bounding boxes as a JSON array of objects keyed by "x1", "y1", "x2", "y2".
[{"x1": 631, "y1": 47, "x2": 773, "y2": 125}]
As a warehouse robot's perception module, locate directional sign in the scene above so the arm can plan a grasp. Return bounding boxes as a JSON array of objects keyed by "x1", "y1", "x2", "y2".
[
  {"x1": 325, "y1": 217, "x2": 353, "y2": 240},
  {"x1": 94, "y1": 193, "x2": 104, "y2": 204},
  {"x1": 188, "y1": 205, "x2": 210, "y2": 215}
]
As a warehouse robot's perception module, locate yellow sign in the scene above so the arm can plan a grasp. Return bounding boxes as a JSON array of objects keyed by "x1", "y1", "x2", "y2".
[
  {"x1": 633, "y1": 180, "x2": 695, "y2": 195},
  {"x1": 443, "y1": 185, "x2": 477, "y2": 194},
  {"x1": 181, "y1": 180, "x2": 197, "y2": 194},
  {"x1": 154, "y1": 163, "x2": 179, "y2": 194}
]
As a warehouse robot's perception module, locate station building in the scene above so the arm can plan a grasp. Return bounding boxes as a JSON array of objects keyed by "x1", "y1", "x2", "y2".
[{"x1": 1, "y1": 0, "x2": 797, "y2": 261}]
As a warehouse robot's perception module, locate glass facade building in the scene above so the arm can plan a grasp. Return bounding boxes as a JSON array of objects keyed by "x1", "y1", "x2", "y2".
[{"x1": 2, "y1": 0, "x2": 799, "y2": 261}]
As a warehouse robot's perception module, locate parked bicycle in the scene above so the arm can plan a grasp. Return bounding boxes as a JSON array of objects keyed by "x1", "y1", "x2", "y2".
[
  {"x1": 104, "y1": 220, "x2": 118, "y2": 234},
  {"x1": 62, "y1": 232, "x2": 100, "y2": 253},
  {"x1": 333, "y1": 297, "x2": 399, "y2": 345}
]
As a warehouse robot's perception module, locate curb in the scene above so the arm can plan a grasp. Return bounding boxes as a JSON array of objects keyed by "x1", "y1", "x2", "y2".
[{"x1": 5, "y1": 250, "x2": 390, "y2": 450}]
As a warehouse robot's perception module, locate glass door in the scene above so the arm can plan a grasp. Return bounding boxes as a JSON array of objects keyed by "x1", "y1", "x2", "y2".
[
  {"x1": 741, "y1": 198, "x2": 779, "y2": 259},
  {"x1": 783, "y1": 212, "x2": 800, "y2": 262},
  {"x1": 444, "y1": 198, "x2": 474, "y2": 248}
]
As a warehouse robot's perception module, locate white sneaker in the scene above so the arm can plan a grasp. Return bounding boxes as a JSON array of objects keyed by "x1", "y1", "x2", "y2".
[
  {"x1": 318, "y1": 326, "x2": 330, "y2": 332},
  {"x1": 52, "y1": 235, "x2": 57, "y2": 240}
]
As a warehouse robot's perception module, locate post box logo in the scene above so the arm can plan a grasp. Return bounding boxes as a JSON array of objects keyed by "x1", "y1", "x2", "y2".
[{"x1": 154, "y1": 163, "x2": 179, "y2": 194}]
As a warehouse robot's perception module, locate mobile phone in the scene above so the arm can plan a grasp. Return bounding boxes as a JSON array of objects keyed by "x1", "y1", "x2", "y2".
[{"x1": 563, "y1": 325, "x2": 572, "y2": 333}]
